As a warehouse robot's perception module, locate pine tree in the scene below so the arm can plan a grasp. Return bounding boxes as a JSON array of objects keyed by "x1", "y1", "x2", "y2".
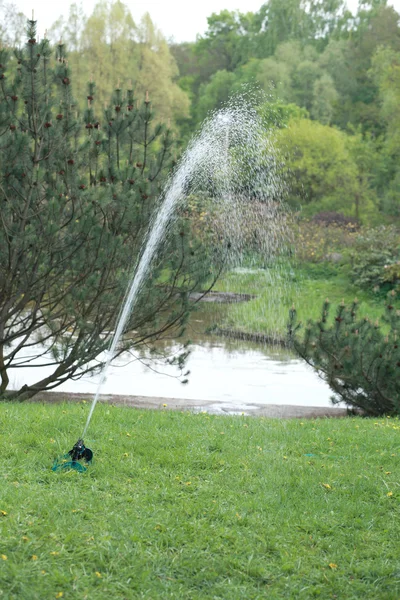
[
  {"x1": 288, "y1": 294, "x2": 400, "y2": 415},
  {"x1": 0, "y1": 20, "x2": 217, "y2": 400}
]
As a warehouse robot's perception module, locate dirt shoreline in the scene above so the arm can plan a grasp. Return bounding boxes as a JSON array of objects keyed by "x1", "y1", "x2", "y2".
[{"x1": 28, "y1": 391, "x2": 349, "y2": 419}]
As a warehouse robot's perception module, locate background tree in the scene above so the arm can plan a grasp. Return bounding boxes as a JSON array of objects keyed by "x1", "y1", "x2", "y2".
[
  {"x1": 48, "y1": 1, "x2": 189, "y2": 125},
  {"x1": 131, "y1": 14, "x2": 190, "y2": 124},
  {"x1": 0, "y1": 0, "x2": 26, "y2": 46},
  {"x1": 193, "y1": 10, "x2": 256, "y2": 76},
  {"x1": 276, "y1": 119, "x2": 360, "y2": 216},
  {"x1": 311, "y1": 73, "x2": 338, "y2": 125},
  {"x1": 195, "y1": 70, "x2": 237, "y2": 123},
  {"x1": 369, "y1": 46, "x2": 400, "y2": 215},
  {"x1": 254, "y1": 0, "x2": 310, "y2": 57}
]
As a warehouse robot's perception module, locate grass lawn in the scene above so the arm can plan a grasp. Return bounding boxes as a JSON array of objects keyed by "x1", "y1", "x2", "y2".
[
  {"x1": 1, "y1": 402, "x2": 399, "y2": 599},
  {"x1": 212, "y1": 265, "x2": 388, "y2": 338}
]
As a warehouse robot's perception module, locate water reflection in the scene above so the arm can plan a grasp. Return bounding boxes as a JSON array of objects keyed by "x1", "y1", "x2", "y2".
[{"x1": 9, "y1": 306, "x2": 335, "y2": 408}]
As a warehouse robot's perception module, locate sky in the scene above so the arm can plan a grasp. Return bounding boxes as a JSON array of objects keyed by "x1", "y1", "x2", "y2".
[{"x1": 14, "y1": 0, "x2": 400, "y2": 43}]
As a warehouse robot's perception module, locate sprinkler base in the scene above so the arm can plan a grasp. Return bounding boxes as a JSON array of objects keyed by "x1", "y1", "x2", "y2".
[{"x1": 52, "y1": 439, "x2": 93, "y2": 472}]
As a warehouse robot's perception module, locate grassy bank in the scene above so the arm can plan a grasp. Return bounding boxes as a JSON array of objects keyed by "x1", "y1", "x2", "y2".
[
  {"x1": 1, "y1": 402, "x2": 399, "y2": 599},
  {"x1": 211, "y1": 265, "x2": 386, "y2": 339}
]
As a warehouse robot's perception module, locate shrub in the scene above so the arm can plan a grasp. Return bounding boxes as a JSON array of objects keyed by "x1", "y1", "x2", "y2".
[
  {"x1": 350, "y1": 226, "x2": 400, "y2": 292},
  {"x1": 288, "y1": 294, "x2": 400, "y2": 416},
  {"x1": 311, "y1": 211, "x2": 359, "y2": 229},
  {"x1": 294, "y1": 220, "x2": 356, "y2": 263}
]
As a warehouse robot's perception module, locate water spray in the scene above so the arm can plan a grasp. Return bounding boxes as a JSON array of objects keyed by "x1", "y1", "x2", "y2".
[{"x1": 53, "y1": 93, "x2": 288, "y2": 472}]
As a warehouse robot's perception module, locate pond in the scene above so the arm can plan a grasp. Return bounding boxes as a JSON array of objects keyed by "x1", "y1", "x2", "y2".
[{"x1": 9, "y1": 305, "x2": 337, "y2": 411}]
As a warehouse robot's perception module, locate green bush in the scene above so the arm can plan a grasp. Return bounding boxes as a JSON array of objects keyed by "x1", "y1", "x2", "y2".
[
  {"x1": 288, "y1": 294, "x2": 400, "y2": 416},
  {"x1": 350, "y1": 226, "x2": 400, "y2": 293}
]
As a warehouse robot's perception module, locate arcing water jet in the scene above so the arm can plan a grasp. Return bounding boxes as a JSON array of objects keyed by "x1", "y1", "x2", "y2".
[{"x1": 54, "y1": 95, "x2": 289, "y2": 470}]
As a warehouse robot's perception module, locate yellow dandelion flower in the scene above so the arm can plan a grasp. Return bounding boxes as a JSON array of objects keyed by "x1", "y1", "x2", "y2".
[
  {"x1": 185, "y1": 481, "x2": 191, "y2": 486},
  {"x1": 31, "y1": 555, "x2": 38, "y2": 561},
  {"x1": 95, "y1": 571, "x2": 102, "y2": 578},
  {"x1": 322, "y1": 483, "x2": 332, "y2": 490},
  {"x1": 22, "y1": 536, "x2": 29, "y2": 541},
  {"x1": 162, "y1": 403, "x2": 167, "y2": 407},
  {"x1": 387, "y1": 491, "x2": 393, "y2": 497},
  {"x1": 126, "y1": 433, "x2": 131, "y2": 437},
  {"x1": 55, "y1": 593, "x2": 63, "y2": 599},
  {"x1": 1, "y1": 510, "x2": 7, "y2": 516},
  {"x1": 385, "y1": 471, "x2": 392, "y2": 475},
  {"x1": 41, "y1": 570, "x2": 46, "y2": 574},
  {"x1": 50, "y1": 551, "x2": 59, "y2": 556},
  {"x1": 1, "y1": 554, "x2": 7, "y2": 561},
  {"x1": 328, "y1": 563, "x2": 338, "y2": 569}
]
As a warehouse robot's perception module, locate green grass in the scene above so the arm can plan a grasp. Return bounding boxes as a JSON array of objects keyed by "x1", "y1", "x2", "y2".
[
  {"x1": 212, "y1": 265, "x2": 387, "y2": 338},
  {"x1": 1, "y1": 402, "x2": 399, "y2": 599}
]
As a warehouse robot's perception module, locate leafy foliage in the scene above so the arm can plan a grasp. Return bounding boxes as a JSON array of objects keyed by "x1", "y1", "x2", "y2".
[
  {"x1": 0, "y1": 0, "x2": 25, "y2": 46},
  {"x1": 276, "y1": 119, "x2": 362, "y2": 217},
  {"x1": 288, "y1": 295, "x2": 400, "y2": 416},
  {"x1": 49, "y1": 2, "x2": 189, "y2": 124},
  {"x1": 295, "y1": 219, "x2": 357, "y2": 263},
  {"x1": 311, "y1": 211, "x2": 358, "y2": 228},
  {"x1": 350, "y1": 227, "x2": 400, "y2": 292}
]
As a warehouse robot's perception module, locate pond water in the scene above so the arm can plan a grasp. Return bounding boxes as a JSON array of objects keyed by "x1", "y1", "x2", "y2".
[{"x1": 9, "y1": 307, "x2": 335, "y2": 409}]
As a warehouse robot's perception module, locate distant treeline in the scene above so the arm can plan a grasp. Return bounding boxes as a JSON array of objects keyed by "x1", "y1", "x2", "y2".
[{"x1": 1, "y1": 0, "x2": 400, "y2": 222}]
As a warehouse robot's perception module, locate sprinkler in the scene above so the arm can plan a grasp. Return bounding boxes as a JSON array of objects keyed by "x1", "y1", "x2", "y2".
[{"x1": 52, "y1": 438, "x2": 93, "y2": 473}]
